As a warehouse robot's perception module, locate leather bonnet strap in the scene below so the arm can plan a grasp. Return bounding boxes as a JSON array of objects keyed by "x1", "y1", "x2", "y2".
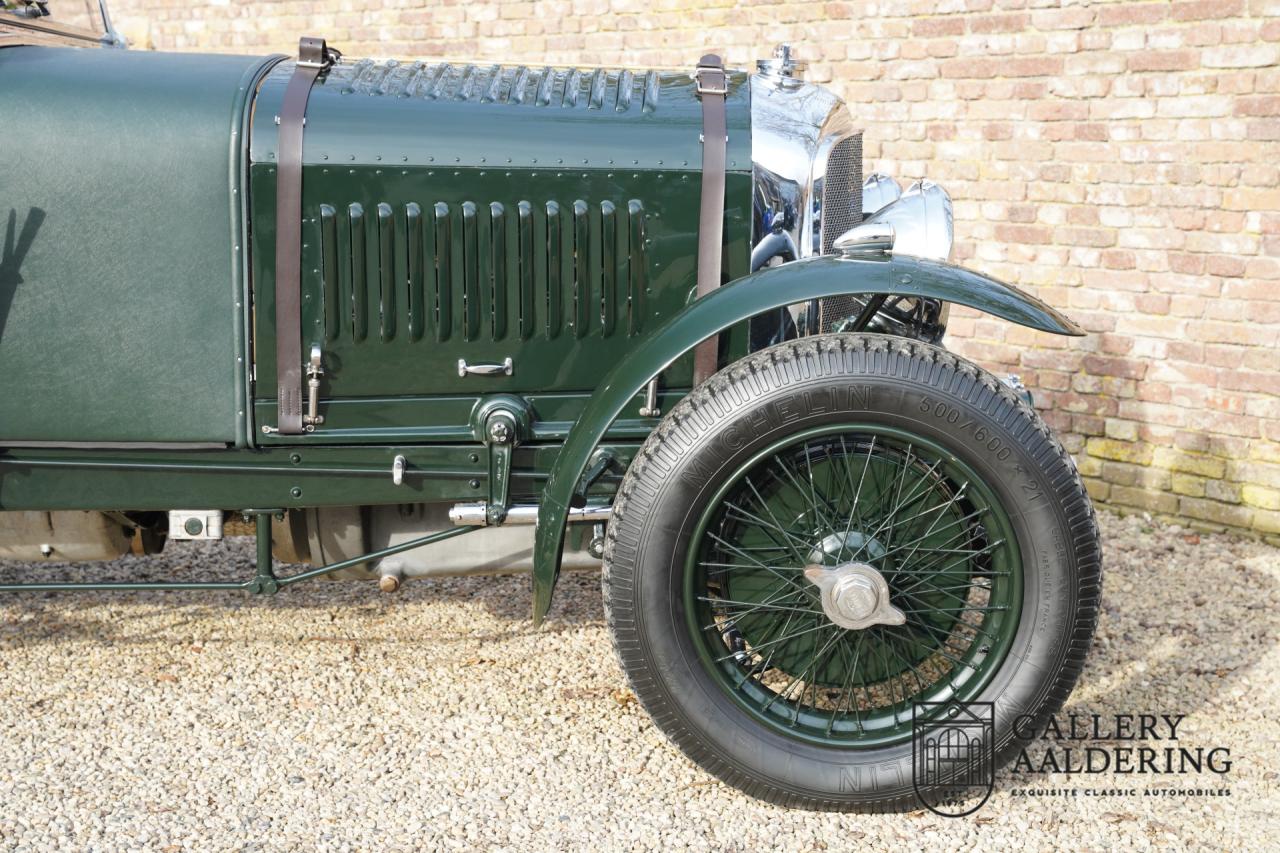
[
  {"x1": 692, "y1": 54, "x2": 728, "y2": 385},
  {"x1": 272, "y1": 36, "x2": 337, "y2": 435}
]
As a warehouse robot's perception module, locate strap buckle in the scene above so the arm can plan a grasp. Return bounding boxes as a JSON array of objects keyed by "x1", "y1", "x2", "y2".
[
  {"x1": 297, "y1": 36, "x2": 340, "y2": 70},
  {"x1": 695, "y1": 54, "x2": 727, "y2": 96}
]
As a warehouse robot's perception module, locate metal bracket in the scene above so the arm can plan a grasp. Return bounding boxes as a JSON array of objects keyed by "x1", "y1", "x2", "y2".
[
  {"x1": 482, "y1": 410, "x2": 518, "y2": 525},
  {"x1": 246, "y1": 511, "x2": 280, "y2": 595},
  {"x1": 168, "y1": 510, "x2": 224, "y2": 540},
  {"x1": 572, "y1": 449, "x2": 621, "y2": 509},
  {"x1": 589, "y1": 523, "x2": 606, "y2": 559},
  {"x1": 297, "y1": 35, "x2": 341, "y2": 70},
  {"x1": 638, "y1": 377, "x2": 661, "y2": 418},
  {"x1": 303, "y1": 344, "x2": 325, "y2": 429}
]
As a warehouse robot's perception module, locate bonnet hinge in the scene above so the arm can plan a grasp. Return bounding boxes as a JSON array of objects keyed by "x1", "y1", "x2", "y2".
[{"x1": 268, "y1": 36, "x2": 340, "y2": 435}]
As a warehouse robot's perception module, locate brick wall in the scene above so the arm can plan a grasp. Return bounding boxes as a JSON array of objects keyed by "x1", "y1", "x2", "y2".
[{"x1": 101, "y1": 0, "x2": 1280, "y2": 541}]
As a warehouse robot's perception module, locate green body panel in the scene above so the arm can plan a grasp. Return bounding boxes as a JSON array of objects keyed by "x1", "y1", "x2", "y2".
[
  {"x1": 531, "y1": 253, "x2": 1084, "y2": 622},
  {"x1": 0, "y1": 46, "x2": 274, "y2": 443},
  {"x1": 0, "y1": 443, "x2": 634, "y2": 512},
  {"x1": 247, "y1": 60, "x2": 752, "y2": 440},
  {"x1": 251, "y1": 388, "x2": 691, "y2": 444}
]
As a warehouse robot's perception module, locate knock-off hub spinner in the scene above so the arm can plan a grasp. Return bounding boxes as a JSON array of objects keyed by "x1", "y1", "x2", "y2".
[{"x1": 803, "y1": 562, "x2": 905, "y2": 630}]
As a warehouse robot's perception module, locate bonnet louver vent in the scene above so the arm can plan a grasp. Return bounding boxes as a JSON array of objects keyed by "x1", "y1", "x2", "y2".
[
  {"x1": 316, "y1": 199, "x2": 648, "y2": 344},
  {"x1": 328, "y1": 60, "x2": 661, "y2": 114}
]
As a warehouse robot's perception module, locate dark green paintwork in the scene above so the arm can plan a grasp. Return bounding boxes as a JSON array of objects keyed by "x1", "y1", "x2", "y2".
[
  {"x1": 531, "y1": 253, "x2": 1083, "y2": 623},
  {"x1": 0, "y1": 46, "x2": 274, "y2": 442},
  {"x1": 249, "y1": 388, "x2": 690, "y2": 444},
  {"x1": 248, "y1": 61, "x2": 752, "y2": 173},
  {"x1": 0, "y1": 443, "x2": 634, "y2": 512},
  {"x1": 0, "y1": 47, "x2": 1087, "y2": 624},
  {"x1": 246, "y1": 60, "x2": 752, "y2": 441}
]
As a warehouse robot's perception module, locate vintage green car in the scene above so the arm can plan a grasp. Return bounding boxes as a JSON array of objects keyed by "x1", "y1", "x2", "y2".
[{"x1": 1, "y1": 5, "x2": 1100, "y2": 812}]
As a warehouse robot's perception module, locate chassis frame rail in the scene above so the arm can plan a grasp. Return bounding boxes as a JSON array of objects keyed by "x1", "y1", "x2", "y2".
[{"x1": 0, "y1": 512, "x2": 475, "y2": 594}]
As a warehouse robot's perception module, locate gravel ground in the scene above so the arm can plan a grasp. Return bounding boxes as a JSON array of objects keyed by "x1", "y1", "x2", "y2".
[{"x1": 0, "y1": 510, "x2": 1277, "y2": 851}]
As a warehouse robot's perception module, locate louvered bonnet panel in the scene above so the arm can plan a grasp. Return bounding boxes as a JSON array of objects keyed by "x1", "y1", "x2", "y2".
[
  {"x1": 313, "y1": 198, "x2": 649, "y2": 345},
  {"x1": 247, "y1": 54, "x2": 752, "y2": 405}
]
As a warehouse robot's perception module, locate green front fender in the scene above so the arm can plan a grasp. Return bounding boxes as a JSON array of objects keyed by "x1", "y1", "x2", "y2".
[{"x1": 531, "y1": 253, "x2": 1082, "y2": 623}]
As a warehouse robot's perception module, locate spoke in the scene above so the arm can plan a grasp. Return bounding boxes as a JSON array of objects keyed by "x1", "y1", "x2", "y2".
[
  {"x1": 793, "y1": 628, "x2": 849, "y2": 724},
  {"x1": 845, "y1": 632, "x2": 870, "y2": 730},
  {"x1": 880, "y1": 438, "x2": 921, "y2": 550},
  {"x1": 758, "y1": 624, "x2": 845, "y2": 716},
  {"x1": 883, "y1": 630, "x2": 931, "y2": 700},
  {"x1": 827, "y1": 635, "x2": 862, "y2": 735},
  {"x1": 742, "y1": 476, "x2": 813, "y2": 566},
  {"x1": 825, "y1": 439, "x2": 851, "y2": 521},
  {"x1": 852, "y1": 456, "x2": 948, "y2": 562},
  {"x1": 885, "y1": 623, "x2": 962, "y2": 695},
  {"x1": 893, "y1": 541, "x2": 1008, "y2": 598},
  {"x1": 885, "y1": 514, "x2": 993, "y2": 573},
  {"x1": 896, "y1": 579, "x2": 989, "y2": 612},
  {"x1": 896, "y1": 618, "x2": 983, "y2": 672},
  {"x1": 705, "y1": 531, "x2": 811, "y2": 597},
  {"x1": 880, "y1": 511, "x2": 991, "y2": 572},
  {"x1": 801, "y1": 442, "x2": 842, "y2": 537},
  {"x1": 697, "y1": 560, "x2": 802, "y2": 572},
  {"x1": 868, "y1": 490, "x2": 966, "y2": 549},
  {"x1": 904, "y1": 544, "x2": 1003, "y2": 558},
  {"x1": 714, "y1": 619, "x2": 832, "y2": 663},
  {"x1": 896, "y1": 589, "x2": 1004, "y2": 645},
  {"x1": 878, "y1": 444, "x2": 916, "y2": 554},
  {"x1": 885, "y1": 550, "x2": 1003, "y2": 596},
  {"x1": 698, "y1": 596, "x2": 817, "y2": 629},
  {"x1": 738, "y1": 605, "x2": 807, "y2": 687},
  {"x1": 869, "y1": 629, "x2": 904, "y2": 722},
  {"x1": 839, "y1": 436, "x2": 877, "y2": 553},
  {"x1": 892, "y1": 567, "x2": 1009, "y2": 578},
  {"x1": 855, "y1": 641, "x2": 880, "y2": 717},
  {"x1": 880, "y1": 482, "x2": 971, "y2": 570},
  {"x1": 772, "y1": 453, "x2": 837, "y2": 533},
  {"x1": 721, "y1": 499, "x2": 814, "y2": 561},
  {"x1": 750, "y1": 604, "x2": 818, "y2": 698},
  {"x1": 897, "y1": 604, "x2": 1009, "y2": 615}
]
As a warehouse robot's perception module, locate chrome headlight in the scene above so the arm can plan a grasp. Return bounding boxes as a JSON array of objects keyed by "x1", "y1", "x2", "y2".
[
  {"x1": 861, "y1": 172, "x2": 902, "y2": 216},
  {"x1": 834, "y1": 179, "x2": 954, "y2": 262}
]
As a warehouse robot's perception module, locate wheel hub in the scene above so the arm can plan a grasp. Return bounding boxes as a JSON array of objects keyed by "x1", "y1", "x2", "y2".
[
  {"x1": 803, "y1": 562, "x2": 906, "y2": 630},
  {"x1": 807, "y1": 531, "x2": 887, "y2": 567}
]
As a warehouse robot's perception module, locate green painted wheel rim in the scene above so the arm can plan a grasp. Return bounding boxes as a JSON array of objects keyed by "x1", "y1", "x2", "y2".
[{"x1": 683, "y1": 424, "x2": 1023, "y2": 748}]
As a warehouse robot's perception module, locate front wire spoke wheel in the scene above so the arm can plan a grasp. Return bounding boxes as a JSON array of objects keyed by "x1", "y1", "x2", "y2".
[
  {"x1": 602, "y1": 335, "x2": 1101, "y2": 811},
  {"x1": 687, "y1": 427, "x2": 1021, "y2": 747}
]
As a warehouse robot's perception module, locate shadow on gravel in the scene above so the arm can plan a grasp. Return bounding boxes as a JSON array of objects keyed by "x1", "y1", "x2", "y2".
[
  {"x1": 1005, "y1": 516, "x2": 1280, "y2": 782},
  {"x1": 1, "y1": 516, "x2": 1277, "y2": 736},
  {"x1": 0, "y1": 538, "x2": 605, "y2": 648}
]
